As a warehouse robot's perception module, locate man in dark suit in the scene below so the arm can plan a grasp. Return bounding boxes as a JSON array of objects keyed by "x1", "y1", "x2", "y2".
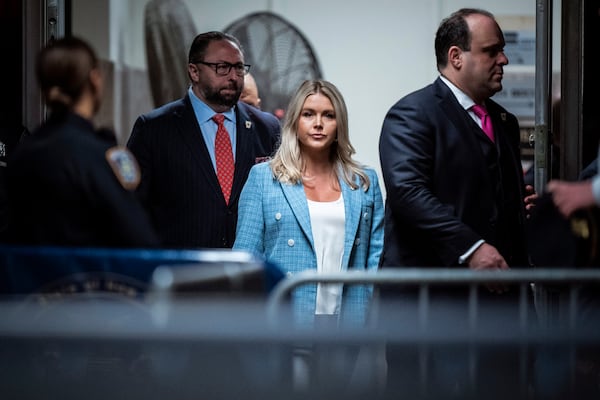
[
  {"x1": 378, "y1": 8, "x2": 537, "y2": 397},
  {"x1": 128, "y1": 31, "x2": 280, "y2": 249}
]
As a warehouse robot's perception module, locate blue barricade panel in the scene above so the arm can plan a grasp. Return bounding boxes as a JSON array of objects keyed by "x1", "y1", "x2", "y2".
[{"x1": 0, "y1": 245, "x2": 283, "y2": 296}]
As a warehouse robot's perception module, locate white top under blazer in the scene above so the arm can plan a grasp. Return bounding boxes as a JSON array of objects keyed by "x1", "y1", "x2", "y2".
[{"x1": 307, "y1": 194, "x2": 345, "y2": 315}]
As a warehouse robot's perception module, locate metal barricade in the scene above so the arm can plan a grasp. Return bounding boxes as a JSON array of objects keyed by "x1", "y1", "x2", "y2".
[
  {"x1": 1, "y1": 266, "x2": 598, "y2": 399},
  {"x1": 266, "y1": 268, "x2": 600, "y2": 399},
  {"x1": 268, "y1": 268, "x2": 600, "y2": 326}
]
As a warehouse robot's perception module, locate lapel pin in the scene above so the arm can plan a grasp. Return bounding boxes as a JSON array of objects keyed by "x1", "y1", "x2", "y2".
[
  {"x1": 500, "y1": 113, "x2": 506, "y2": 121},
  {"x1": 245, "y1": 120, "x2": 252, "y2": 129}
]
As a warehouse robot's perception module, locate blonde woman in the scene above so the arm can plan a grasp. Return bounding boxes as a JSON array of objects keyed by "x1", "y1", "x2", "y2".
[{"x1": 234, "y1": 79, "x2": 383, "y2": 325}]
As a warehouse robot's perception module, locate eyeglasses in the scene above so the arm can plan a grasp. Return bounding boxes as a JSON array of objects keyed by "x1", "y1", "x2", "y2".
[{"x1": 195, "y1": 61, "x2": 251, "y2": 77}]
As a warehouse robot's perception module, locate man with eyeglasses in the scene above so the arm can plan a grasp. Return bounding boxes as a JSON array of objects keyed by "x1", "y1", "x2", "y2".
[{"x1": 127, "y1": 31, "x2": 280, "y2": 249}]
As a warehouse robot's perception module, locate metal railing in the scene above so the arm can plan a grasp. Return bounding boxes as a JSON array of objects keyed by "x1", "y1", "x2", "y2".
[
  {"x1": 265, "y1": 267, "x2": 600, "y2": 399},
  {"x1": 266, "y1": 268, "x2": 600, "y2": 329}
]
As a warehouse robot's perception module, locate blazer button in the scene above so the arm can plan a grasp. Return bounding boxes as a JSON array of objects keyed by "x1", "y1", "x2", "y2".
[
  {"x1": 275, "y1": 212, "x2": 282, "y2": 221},
  {"x1": 287, "y1": 239, "x2": 295, "y2": 247}
]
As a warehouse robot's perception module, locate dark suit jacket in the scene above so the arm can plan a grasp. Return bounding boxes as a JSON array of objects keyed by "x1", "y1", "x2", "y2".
[
  {"x1": 127, "y1": 95, "x2": 280, "y2": 248},
  {"x1": 379, "y1": 78, "x2": 528, "y2": 268}
]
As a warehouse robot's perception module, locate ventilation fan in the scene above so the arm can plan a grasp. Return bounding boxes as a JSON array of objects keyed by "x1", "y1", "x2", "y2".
[
  {"x1": 224, "y1": 12, "x2": 322, "y2": 116},
  {"x1": 144, "y1": 0, "x2": 197, "y2": 107}
]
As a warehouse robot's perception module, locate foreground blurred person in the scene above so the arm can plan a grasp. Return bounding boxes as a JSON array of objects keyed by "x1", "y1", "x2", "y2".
[{"x1": 6, "y1": 37, "x2": 158, "y2": 247}]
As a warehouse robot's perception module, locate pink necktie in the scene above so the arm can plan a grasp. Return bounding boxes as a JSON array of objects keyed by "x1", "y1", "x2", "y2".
[
  {"x1": 471, "y1": 104, "x2": 495, "y2": 143},
  {"x1": 212, "y1": 114, "x2": 234, "y2": 204}
]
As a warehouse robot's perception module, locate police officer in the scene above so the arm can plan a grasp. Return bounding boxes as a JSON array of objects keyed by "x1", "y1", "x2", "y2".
[{"x1": 6, "y1": 37, "x2": 159, "y2": 247}]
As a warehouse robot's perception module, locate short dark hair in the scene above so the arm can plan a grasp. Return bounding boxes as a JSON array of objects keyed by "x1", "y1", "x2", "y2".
[
  {"x1": 188, "y1": 31, "x2": 244, "y2": 64},
  {"x1": 434, "y1": 8, "x2": 494, "y2": 70},
  {"x1": 36, "y1": 36, "x2": 98, "y2": 112}
]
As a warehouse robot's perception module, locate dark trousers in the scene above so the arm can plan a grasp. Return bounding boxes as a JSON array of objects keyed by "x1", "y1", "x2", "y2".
[{"x1": 382, "y1": 285, "x2": 536, "y2": 399}]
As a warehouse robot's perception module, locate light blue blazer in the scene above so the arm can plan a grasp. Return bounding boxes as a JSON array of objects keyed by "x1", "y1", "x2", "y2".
[{"x1": 233, "y1": 161, "x2": 384, "y2": 324}]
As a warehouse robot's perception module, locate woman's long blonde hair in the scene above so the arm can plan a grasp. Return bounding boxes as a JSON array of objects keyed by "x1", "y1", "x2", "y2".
[{"x1": 270, "y1": 80, "x2": 370, "y2": 191}]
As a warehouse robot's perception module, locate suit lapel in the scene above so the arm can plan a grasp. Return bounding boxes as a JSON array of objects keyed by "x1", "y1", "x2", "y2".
[
  {"x1": 341, "y1": 178, "x2": 362, "y2": 270},
  {"x1": 174, "y1": 96, "x2": 223, "y2": 196},
  {"x1": 487, "y1": 103, "x2": 524, "y2": 195},
  {"x1": 435, "y1": 80, "x2": 476, "y2": 141},
  {"x1": 280, "y1": 182, "x2": 314, "y2": 248},
  {"x1": 487, "y1": 103, "x2": 510, "y2": 154},
  {"x1": 278, "y1": 175, "x2": 363, "y2": 268},
  {"x1": 434, "y1": 79, "x2": 490, "y2": 163},
  {"x1": 231, "y1": 104, "x2": 254, "y2": 203}
]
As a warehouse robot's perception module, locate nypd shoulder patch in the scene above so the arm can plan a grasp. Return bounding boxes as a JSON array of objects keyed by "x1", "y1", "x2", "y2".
[{"x1": 105, "y1": 146, "x2": 141, "y2": 191}]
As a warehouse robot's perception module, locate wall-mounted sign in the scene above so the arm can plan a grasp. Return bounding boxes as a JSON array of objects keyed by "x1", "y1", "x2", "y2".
[
  {"x1": 493, "y1": 71, "x2": 535, "y2": 122},
  {"x1": 504, "y1": 30, "x2": 536, "y2": 66}
]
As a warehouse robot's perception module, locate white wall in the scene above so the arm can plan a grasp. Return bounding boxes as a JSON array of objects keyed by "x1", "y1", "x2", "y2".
[{"x1": 72, "y1": 0, "x2": 539, "y2": 194}]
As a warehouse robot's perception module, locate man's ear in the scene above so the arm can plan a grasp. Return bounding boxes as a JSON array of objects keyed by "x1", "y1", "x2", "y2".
[
  {"x1": 188, "y1": 63, "x2": 200, "y2": 82},
  {"x1": 448, "y1": 45, "x2": 463, "y2": 69}
]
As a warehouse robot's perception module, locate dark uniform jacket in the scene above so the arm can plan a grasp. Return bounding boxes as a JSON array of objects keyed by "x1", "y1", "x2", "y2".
[
  {"x1": 127, "y1": 96, "x2": 280, "y2": 249},
  {"x1": 6, "y1": 112, "x2": 159, "y2": 247}
]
